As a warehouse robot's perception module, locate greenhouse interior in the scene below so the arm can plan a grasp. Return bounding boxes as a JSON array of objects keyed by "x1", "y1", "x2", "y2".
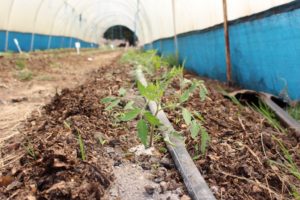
[{"x1": 0, "y1": 0, "x2": 299, "y2": 199}]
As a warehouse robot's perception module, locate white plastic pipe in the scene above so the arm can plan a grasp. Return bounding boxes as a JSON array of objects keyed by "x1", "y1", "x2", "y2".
[
  {"x1": 13, "y1": 38, "x2": 22, "y2": 54},
  {"x1": 75, "y1": 42, "x2": 81, "y2": 54}
]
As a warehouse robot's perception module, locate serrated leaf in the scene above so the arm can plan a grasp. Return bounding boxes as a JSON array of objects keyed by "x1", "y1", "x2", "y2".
[
  {"x1": 124, "y1": 101, "x2": 135, "y2": 110},
  {"x1": 120, "y1": 108, "x2": 141, "y2": 121},
  {"x1": 199, "y1": 84, "x2": 208, "y2": 101},
  {"x1": 105, "y1": 99, "x2": 120, "y2": 110},
  {"x1": 182, "y1": 108, "x2": 192, "y2": 125},
  {"x1": 137, "y1": 119, "x2": 148, "y2": 146},
  {"x1": 137, "y1": 81, "x2": 163, "y2": 101},
  {"x1": 200, "y1": 126, "x2": 210, "y2": 155},
  {"x1": 180, "y1": 90, "x2": 190, "y2": 103},
  {"x1": 118, "y1": 87, "x2": 126, "y2": 97},
  {"x1": 190, "y1": 121, "x2": 200, "y2": 139},
  {"x1": 137, "y1": 81, "x2": 147, "y2": 96},
  {"x1": 144, "y1": 111, "x2": 160, "y2": 126},
  {"x1": 180, "y1": 83, "x2": 197, "y2": 103},
  {"x1": 188, "y1": 82, "x2": 197, "y2": 93},
  {"x1": 101, "y1": 96, "x2": 116, "y2": 104}
]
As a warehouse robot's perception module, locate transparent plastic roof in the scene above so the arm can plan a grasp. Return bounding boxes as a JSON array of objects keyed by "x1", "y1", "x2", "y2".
[{"x1": 0, "y1": 0, "x2": 292, "y2": 44}]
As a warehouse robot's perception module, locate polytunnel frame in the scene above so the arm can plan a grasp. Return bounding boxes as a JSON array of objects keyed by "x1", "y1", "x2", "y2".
[
  {"x1": 4, "y1": 0, "x2": 16, "y2": 51},
  {"x1": 4, "y1": 0, "x2": 155, "y2": 51},
  {"x1": 83, "y1": 12, "x2": 142, "y2": 44},
  {"x1": 70, "y1": 0, "x2": 138, "y2": 41},
  {"x1": 80, "y1": 1, "x2": 152, "y2": 45},
  {"x1": 66, "y1": 0, "x2": 155, "y2": 45}
]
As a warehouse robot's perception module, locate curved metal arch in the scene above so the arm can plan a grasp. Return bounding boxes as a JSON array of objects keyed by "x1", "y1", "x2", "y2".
[
  {"x1": 47, "y1": 1, "x2": 73, "y2": 48},
  {"x1": 83, "y1": 13, "x2": 138, "y2": 43},
  {"x1": 92, "y1": 16, "x2": 147, "y2": 44},
  {"x1": 30, "y1": 0, "x2": 46, "y2": 51},
  {"x1": 70, "y1": 0, "x2": 136, "y2": 16}
]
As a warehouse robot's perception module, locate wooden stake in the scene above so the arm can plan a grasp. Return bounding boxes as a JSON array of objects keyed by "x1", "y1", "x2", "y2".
[{"x1": 222, "y1": 0, "x2": 232, "y2": 85}]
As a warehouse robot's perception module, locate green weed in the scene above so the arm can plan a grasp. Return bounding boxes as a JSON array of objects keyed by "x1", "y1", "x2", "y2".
[
  {"x1": 162, "y1": 54, "x2": 179, "y2": 67},
  {"x1": 22, "y1": 142, "x2": 37, "y2": 160},
  {"x1": 77, "y1": 131, "x2": 86, "y2": 161},
  {"x1": 97, "y1": 134, "x2": 107, "y2": 146},
  {"x1": 288, "y1": 104, "x2": 300, "y2": 121},
  {"x1": 253, "y1": 101, "x2": 286, "y2": 133},
  {"x1": 271, "y1": 137, "x2": 300, "y2": 180},
  {"x1": 15, "y1": 59, "x2": 26, "y2": 70},
  {"x1": 16, "y1": 69, "x2": 33, "y2": 81}
]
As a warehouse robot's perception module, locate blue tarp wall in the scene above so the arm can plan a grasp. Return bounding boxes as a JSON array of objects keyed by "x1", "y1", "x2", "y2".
[
  {"x1": 145, "y1": 1, "x2": 300, "y2": 100},
  {"x1": 0, "y1": 30, "x2": 98, "y2": 52}
]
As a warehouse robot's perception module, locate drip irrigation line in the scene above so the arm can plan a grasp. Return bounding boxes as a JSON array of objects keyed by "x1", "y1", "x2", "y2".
[{"x1": 136, "y1": 68, "x2": 216, "y2": 200}]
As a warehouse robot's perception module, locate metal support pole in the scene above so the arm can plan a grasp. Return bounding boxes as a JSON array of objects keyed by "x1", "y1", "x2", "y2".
[
  {"x1": 30, "y1": 0, "x2": 45, "y2": 51},
  {"x1": 222, "y1": 0, "x2": 232, "y2": 85},
  {"x1": 5, "y1": 0, "x2": 16, "y2": 51},
  {"x1": 171, "y1": 0, "x2": 178, "y2": 59},
  {"x1": 134, "y1": 0, "x2": 140, "y2": 46},
  {"x1": 48, "y1": 3, "x2": 66, "y2": 49}
]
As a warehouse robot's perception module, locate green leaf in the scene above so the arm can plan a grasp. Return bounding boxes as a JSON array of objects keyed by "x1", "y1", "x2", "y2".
[
  {"x1": 182, "y1": 108, "x2": 192, "y2": 125},
  {"x1": 120, "y1": 108, "x2": 141, "y2": 121},
  {"x1": 190, "y1": 121, "x2": 200, "y2": 139},
  {"x1": 180, "y1": 90, "x2": 190, "y2": 103},
  {"x1": 137, "y1": 119, "x2": 148, "y2": 146},
  {"x1": 144, "y1": 111, "x2": 161, "y2": 126},
  {"x1": 124, "y1": 101, "x2": 135, "y2": 110},
  {"x1": 105, "y1": 99, "x2": 120, "y2": 111},
  {"x1": 118, "y1": 87, "x2": 127, "y2": 97},
  {"x1": 137, "y1": 81, "x2": 163, "y2": 101},
  {"x1": 199, "y1": 84, "x2": 208, "y2": 101},
  {"x1": 193, "y1": 111, "x2": 205, "y2": 122},
  {"x1": 137, "y1": 81, "x2": 147, "y2": 96},
  {"x1": 180, "y1": 83, "x2": 197, "y2": 103},
  {"x1": 200, "y1": 126, "x2": 210, "y2": 155},
  {"x1": 78, "y1": 133, "x2": 86, "y2": 161},
  {"x1": 101, "y1": 96, "x2": 116, "y2": 104}
]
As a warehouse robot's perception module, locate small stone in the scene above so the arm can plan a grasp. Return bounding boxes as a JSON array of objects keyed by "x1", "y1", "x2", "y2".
[
  {"x1": 145, "y1": 185, "x2": 155, "y2": 195},
  {"x1": 105, "y1": 147, "x2": 115, "y2": 154},
  {"x1": 160, "y1": 181, "x2": 168, "y2": 193},
  {"x1": 252, "y1": 185, "x2": 262, "y2": 193},
  {"x1": 141, "y1": 163, "x2": 151, "y2": 170},
  {"x1": 110, "y1": 187, "x2": 118, "y2": 197},
  {"x1": 181, "y1": 195, "x2": 191, "y2": 200},
  {"x1": 175, "y1": 188, "x2": 183, "y2": 196},
  {"x1": 160, "y1": 157, "x2": 174, "y2": 169},
  {"x1": 6, "y1": 181, "x2": 22, "y2": 191},
  {"x1": 154, "y1": 177, "x2": 164, "y2": 183}
]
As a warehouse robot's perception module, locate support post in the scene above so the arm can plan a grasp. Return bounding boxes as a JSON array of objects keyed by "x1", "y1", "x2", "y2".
[
  {"x1": 222, "y1": 0, "x2": 232, "y2": 85},
  {"x1": 171, "y1": 0, "x2": 178, "y2": 60},
  {"x1": 5, "y1": 0, "x2": 16, "y2": 51},
  {"x1": 134, "y1": 0, "x2": 140, "y2": 46},
  {"x1": 30, "y1": 0, "x2": 45, "y2": 51}
]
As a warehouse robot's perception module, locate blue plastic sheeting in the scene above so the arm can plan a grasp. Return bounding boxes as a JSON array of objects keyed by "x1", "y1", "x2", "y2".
[
  {"x1": 145, "y1": 3, "x2": 300, "y2": 100},
  {"x1": 0, "y1": 30, "x2": 98, "y2": 52}
]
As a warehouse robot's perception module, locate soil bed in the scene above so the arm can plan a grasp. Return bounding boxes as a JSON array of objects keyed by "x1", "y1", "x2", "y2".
[
  {"x1": 161, "y1": 72, "x2": 300, "y2": 200},
  {"x1": 0, "y1": 52, "x2": 189, "y2": 200}
]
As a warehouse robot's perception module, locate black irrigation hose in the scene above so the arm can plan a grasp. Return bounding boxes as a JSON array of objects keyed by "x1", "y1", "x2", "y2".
[
  {"x1": 227, "y1": 90, "x2": 300, "y2": 138},
  {"x1": 136, "y1": 68, "x2": 216, "y2": 200}
]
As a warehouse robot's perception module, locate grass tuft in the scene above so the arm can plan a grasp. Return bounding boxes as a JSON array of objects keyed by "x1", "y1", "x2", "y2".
[{"x1": 16, "y1": 69, "x2": 33, "y2": 81}]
